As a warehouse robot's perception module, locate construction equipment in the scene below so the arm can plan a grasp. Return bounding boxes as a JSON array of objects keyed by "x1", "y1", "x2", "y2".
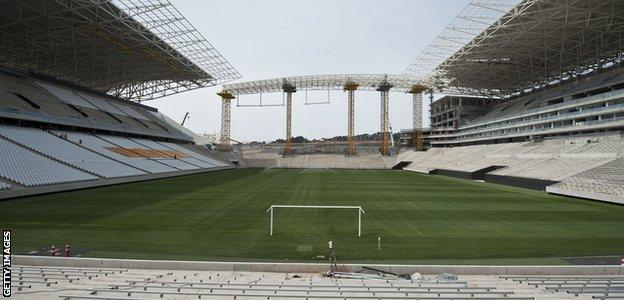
[{"x1": 180, "y1": 112, "x2": 190, "y2": 126}]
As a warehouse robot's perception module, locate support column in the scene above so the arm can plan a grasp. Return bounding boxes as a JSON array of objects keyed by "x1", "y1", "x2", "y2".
[
  {"x1": 282, "y1": 81, "x2": 297, "y2": 156},
  {"x1": 217, "y1": 91, "x2": 235, "y2": 151},
  {"x1": 344, "y1": 81, "x2": 359, "y2": 156},
  {"x1": 376, "y1": 79, "x2": 393, "y2": 156},
  {"x1": 408, "y1": 84, "x2": 427, "y2": 151}
]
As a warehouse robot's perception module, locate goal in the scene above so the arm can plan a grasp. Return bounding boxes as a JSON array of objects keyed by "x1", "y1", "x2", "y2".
[{"x1": 265, "y1": 205, "x2": 365, "y2": 237}]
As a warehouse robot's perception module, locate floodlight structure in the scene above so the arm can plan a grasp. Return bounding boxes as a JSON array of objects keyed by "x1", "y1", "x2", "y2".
[
  {"x1": 0, "y1": 0, "x2": 241, "y2": 102},
  {"x1": 405, "y1": 0, "x2": 624, "y2": 97},
  {"x1": 222, "y1": 74, "x2": 422, "y2": 156}
]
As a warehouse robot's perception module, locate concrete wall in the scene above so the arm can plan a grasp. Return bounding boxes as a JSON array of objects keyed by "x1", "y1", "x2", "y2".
[
  {"x1": 484, "y1": 174, "x2": 558, "y2": 191},
  {"x1": 14, "y1": 255, "x2": 624, "y2": 275},
  {"x1": 430, "y1": 169, "x2": 473, "y2": 180}
]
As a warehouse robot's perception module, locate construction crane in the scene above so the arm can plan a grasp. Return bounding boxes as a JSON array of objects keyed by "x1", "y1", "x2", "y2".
[{"x1": 181, "y1": 112, "x2": 190, "y2": 126}]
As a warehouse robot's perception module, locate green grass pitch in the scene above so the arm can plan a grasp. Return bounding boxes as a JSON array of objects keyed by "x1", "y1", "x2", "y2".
[{"x1": 2, "y1": 168, "x2": 624, "y2": 264}]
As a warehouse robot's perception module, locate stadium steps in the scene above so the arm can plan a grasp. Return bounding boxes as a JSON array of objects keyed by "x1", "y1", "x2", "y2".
[
  {"x1": 94, "y1": 135, "x2": 182, "y2": 172},
  {"x1": 548, "y1": 156, "x2": 624, "y2": 199},
  {"x1": 48, "y1": 130, "x2": 150, "y2": 174},
  {"x1": 12, "y1": 265, "x2": 555, "y2": 300},
  {"x1": 157, "y1": 141, "x2": 229, "y2": 168},
  {"x1": 90, "y1": 278, "x2": 533, "y2": 299},
  {"x1": 502, "y1": 275, "x2": 624, "y2": 299},
  {"x1": 0, "y1": 130, "x2": 102, "y2": 179}
]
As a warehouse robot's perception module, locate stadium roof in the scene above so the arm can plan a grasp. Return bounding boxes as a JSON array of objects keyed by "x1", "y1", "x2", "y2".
[
  {"x1": 405, "y1": 0, "x2": 624, "y2": 97},
  {"x1": 222, "y1": 74, "x2": 422, "y2": 95},
  {"x1": 0, "y1": 0, "x2": 241, "y2": 102}
]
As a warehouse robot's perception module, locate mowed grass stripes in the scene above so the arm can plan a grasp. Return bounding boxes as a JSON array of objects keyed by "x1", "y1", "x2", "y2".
[{"x1": 2, "y1": 168, "x2": 624, "y2": 264}]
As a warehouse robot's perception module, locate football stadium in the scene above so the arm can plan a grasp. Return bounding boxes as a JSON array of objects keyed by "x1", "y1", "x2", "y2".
[{"x1": 1, "y1": 0, "x2": 624, "y2": 299}]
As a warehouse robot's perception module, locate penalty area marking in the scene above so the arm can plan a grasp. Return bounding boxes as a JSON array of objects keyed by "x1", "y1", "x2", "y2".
[{"x1": 266, "y1": 205, "x2": 365, "y2": 237}]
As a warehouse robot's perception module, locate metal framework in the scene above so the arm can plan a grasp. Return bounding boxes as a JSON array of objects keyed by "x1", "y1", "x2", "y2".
[
  {"x1": 222, "y1": 74, "x2": 420, "y2": 95},
  {"x1": 222, "y1": 74, "x2": 421, "y2": 156},
  {"x1": 376, "y1": 80, "x2": 393, "y2": 156},
  {"x1": 405, "y1": 0, "x2": 624, "y2": 97},
  {"x1": 0, "y1": 0, "x2": 241, "y2": 102},
  {"x1": 282, "y1": 80, "x2": 297, "y2": 156},
  {"x1": 344, "y1": 81, "x2": 359, "y2": 156},
  {"x1": 408, "y1": 85, "x2": 428, "y2": 150},
  {"x1": 266, "y1": 205, "x2": 365, "y2": 237},
  {"x1": 217, "y1": 91, "x2": 235, "y2": 150}
]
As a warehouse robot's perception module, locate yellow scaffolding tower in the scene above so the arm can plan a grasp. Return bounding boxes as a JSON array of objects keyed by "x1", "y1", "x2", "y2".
[
  {"x1": 344, "y1": 81, "x2": 359, "y2": 156},
  {"x1": 217, "y1": 91, "x2": 235, "y2": 151},
  {"x1": 282, "y1": 81, "x2": 297, "y2": 156},
  {"x1": 408, "y1": 84, "x2": 428, "y2": 151},
  {"x1": 376, "y1": 79, "x2": 393, "y2": 156}
]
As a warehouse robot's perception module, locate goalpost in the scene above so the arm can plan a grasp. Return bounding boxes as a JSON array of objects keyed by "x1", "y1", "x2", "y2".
[{"x1": 265, "y1": 205, "x2": 365, "y2": 237}]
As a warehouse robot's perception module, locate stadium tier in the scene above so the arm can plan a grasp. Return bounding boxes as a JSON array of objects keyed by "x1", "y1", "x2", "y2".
[
  {"x1": 398, "y1": 131, "x2": 624, "y2": 203},
  {"x1": 0, "y1": 126, "x2": 146, "y2": 178},
  {"x1": 425, "y1": 67, "x2": 624, "y2": 147},
  {"x1": 0, "y1": 136, "x2": 97, "y2": 187},
  {"x1": 0, "y1": 73, "x2": 190, "y2": 141},
  {"x1": 10, "y1": 264, "x2": 588, "y2": 300},
  {"x1": 0, "y1": 71, "x2": 232, "y2": 198}
]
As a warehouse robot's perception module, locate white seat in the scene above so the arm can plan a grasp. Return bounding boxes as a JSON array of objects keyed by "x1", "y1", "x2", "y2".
[
  {"x1": 0, "y1": 126, "x2": 145, "y2": 178},
  {"x1": 0, "y1": 136, "x2": 96, "y2": 187}
]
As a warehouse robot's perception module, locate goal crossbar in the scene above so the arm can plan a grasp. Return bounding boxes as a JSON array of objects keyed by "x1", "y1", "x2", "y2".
[{"x1": 266, "y1": 205, "x2": 365, "y2": 237}]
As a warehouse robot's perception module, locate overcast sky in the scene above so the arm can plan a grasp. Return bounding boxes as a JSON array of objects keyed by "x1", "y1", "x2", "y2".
[{"x1": 149, "y1": 0, "x2": 471, "y2": 142}]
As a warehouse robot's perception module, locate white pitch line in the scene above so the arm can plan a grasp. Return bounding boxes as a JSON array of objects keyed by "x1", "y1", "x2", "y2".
[
  {"x1": 401, "y1": 220, "x2": 425, "y2": 237},
  {"x1": 368, "y1": 168, "x2": 380, "y2": 174}
]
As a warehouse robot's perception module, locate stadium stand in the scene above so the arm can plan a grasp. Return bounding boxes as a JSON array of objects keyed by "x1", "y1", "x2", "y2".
[
  {"x1": 551, "y1": 158, "x2": 624, "y2": 200},
  {"x1": 157, "y1": 141, "x2": 227, "y2": 168},
  {"x1": 0, "y1": 181, "x2": 11, "y2": 190},
  {"x1": 97, "y1": 135, "x2": 196, "y2": 171},
  {"x1": 52, "y1": 131, "x2": 164, "y2": 174},
  {"x1": 0, "y1": 67, "x2": 235, "y2": 199},
  {"x1": 0, "y1": 73, "x2": 193, "y2": 142},
  {"x1": 37, "y1": 81, "x2": 131, "y2": 126},
  {"x1": 400, "y1": 132, "x2": 624, "y2": 203},
  {"x1": 0, "y1": 137, "x2": 97, "y2": 187},
  {"x1": 0, "y1": 74, "x2": 84, "y2": 119},
  {"x1": 427, "y1": 67, "x2": 624, "y2": 147},
  {"x1": 11, "y1": 264, "x2": 563, "y2": 300},
  {"x1": 0, "y1": 125, "x2": 145, "y2": 178},
  {"x1": 0, "y1": 0, "x2": 237, "y2": 200},
  {"x1": 128, "y1": 137, "x2": 203, "y2": 170},
  {"x1": 502, "y1": 275, "x2": 624, "y2": 300}
]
